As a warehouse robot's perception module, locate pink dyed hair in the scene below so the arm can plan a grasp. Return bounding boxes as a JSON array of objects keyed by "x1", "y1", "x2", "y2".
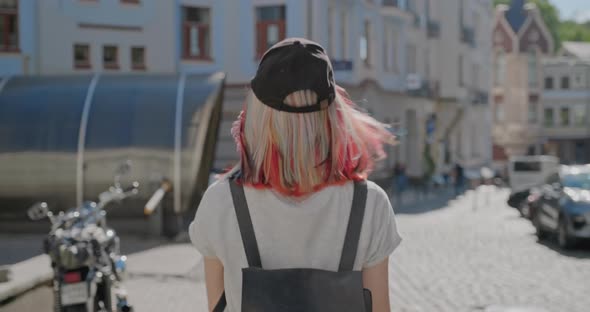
[{"x1": 230, "y1": 85, "x2": 396, "y2": 197}]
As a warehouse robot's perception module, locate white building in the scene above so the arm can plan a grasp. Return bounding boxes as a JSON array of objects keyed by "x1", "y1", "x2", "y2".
[
  {"x1": 185, "y1": 0, "x2": 494, "y2": 179},
  {"x1": 539, "y1": 58, "x2": 590, "y2": 164},
  {"x1": 37, "y1": 0, "x2": 176, "y2": 74}
]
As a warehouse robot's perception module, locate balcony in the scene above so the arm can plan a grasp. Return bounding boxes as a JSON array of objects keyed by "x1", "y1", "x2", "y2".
[
  {"x1": 469, "y1": 90, "x2": 489, "y2": 105},
  {"x1": 427, "y1": 20, "x2": 440, "y2": 38},
  {"x1": 331, "y1": 60, "x2": 353, "y2": 71},
  {"x1": 406, "y1": 75, "x2": 438, "y2": 98},
  {"x1": 382, "y1": 0, "x2": 400, "y2": 7},
  {"x1": 461, "y1": 26, "x2": 475, "y2": 47}
]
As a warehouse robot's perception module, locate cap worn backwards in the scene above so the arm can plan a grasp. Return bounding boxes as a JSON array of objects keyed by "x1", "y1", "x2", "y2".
[{"x1": 250, "y1": 38, "x2": 336, "y2": 113}]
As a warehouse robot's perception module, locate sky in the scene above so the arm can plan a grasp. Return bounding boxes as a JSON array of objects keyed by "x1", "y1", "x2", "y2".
[{"x1": 553, "y1": 0, "x2": 590, "y2": 23}]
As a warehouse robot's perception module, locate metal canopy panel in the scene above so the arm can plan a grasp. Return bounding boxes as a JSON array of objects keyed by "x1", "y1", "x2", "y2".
[
  {"x1": 0, "y1": 73, "x2": 226, "y2": 233},
  {"x1": 0, "y1": 76, "x2": 92, "y2": 152},
  {"x1": 0, "y1": 76, "x2": 92, "y2": 217},
  {"x1": 86, "y1": 75, "x2": 177, "y2": 150}
]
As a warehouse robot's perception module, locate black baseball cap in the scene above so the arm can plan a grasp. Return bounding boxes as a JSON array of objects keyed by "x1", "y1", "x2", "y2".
[{"x1": 250, "y1": 38, "x2": 336, "y2": 113}]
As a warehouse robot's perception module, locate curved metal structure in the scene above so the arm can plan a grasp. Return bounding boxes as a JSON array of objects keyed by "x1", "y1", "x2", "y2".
[{"x1": 0, "y1": 73, "x2": 225, "y2": 235}]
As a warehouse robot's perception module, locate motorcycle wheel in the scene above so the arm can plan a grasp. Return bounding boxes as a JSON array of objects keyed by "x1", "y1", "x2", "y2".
[{"x1": 94, "y1": 276, "x2": 113, "y2": 312}]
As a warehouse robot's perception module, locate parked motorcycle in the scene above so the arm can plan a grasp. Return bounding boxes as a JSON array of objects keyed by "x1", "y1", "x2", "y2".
[{"x1": 28, "y1": 169, "x2": 137, "y2": 312}]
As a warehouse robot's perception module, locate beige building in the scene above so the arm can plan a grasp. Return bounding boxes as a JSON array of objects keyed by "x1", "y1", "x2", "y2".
[
  {"x1": 539, "y1": 58, "x2": 590, "y2": 164},
  {"x1": 491, "y1": 0, "x2": 554, "y2": 161},
  {"x1": 37, "y1": 0, "x2": 176, "y2": 74}
]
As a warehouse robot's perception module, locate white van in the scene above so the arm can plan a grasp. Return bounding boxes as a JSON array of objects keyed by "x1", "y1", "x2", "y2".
[{"x1": 508, "y1": 155, "x2": 559, "y2": 193}]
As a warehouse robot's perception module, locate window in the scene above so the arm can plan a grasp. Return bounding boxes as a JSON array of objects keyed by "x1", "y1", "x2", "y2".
[
  {"x1": 0, "y1": 0, "x2": 18, "y2": 51},
  {"x1": 327, "y1": 5, "x2": 334, "y2": 54},
  {"x1": 561, "y1": 76, "x2": 570, "y2": 89},
  {"x1": 182, "y1": 7, "x2": 211, "y2": 60},
  {"x1": 103, "y1": 45, "x2": 118, "y2": 69},
  {"x1": 494, "y1": 51, "x2": 505, "y2": 86},
  {"x1": 544, "y1": 108, "x2": 554, "y2": 127},
  {"x1": 471, "y1": 63, "x2": 478, "y2": 89},
  {"x1": 360, "y1": 20, "x2": 371, "y2": 66},
  {"x1": 424, "y1": 48, "x2": 430, "y2": 78},
  {"x1": 544, "y1": 77, "x2": 553, "y2": 89},
  {"x1": 256, "y1": 6, "x2": 286, "y2": 58},
  {"x1": 560, "y1": 107, "x2": 570, "y2": 126},
  {"x1": 131, "y1": 46, "x2": 145, "y2": 70},
  {"x1": 405, "y1": 43, "x2": 416, "y2": 74},
  {"x1": 528, "y1": 49, "x2": 537, "y2": 87},
  {"x1": 458, "y1": 54, "x2": 463, "y2": 86},
  {"x1": 573, "y1": 104, "x2": 586, "y2": 126},
  {"x1": 73, "y1": 44, "x2": 90, "y2": 69},
  {"x1": 458, "y1": 0, "x2": 464, "y2": 28},
  {"x1": 340, "y1": 10, "x2": 349, "y2": 59},
  {"x1": 528, "y1": 102, "x2": 538, "y2": 123},
  {"x1": 513, "y1": 161, "x2": 541, "y2": 172},
  {"x1": 495, "y1": 102, "x2": 504, "y2": 122},
  {"x1": 383, "y1": 22, "x2": 398, "y2": 72}
]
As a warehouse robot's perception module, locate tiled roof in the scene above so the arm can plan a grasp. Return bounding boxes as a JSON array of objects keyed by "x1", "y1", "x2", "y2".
[{"x1": 505, "y1": 0, "x2": 527, "y2": 33}]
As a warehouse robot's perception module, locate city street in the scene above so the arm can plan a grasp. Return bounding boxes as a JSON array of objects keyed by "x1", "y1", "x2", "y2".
[{"x1": 2, "y1": 187, "x2": 589, "y2": 312}]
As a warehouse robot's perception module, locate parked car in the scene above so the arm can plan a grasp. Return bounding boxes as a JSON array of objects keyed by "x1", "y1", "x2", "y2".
[{"x1": 531, "y1": 165, "x2": 590, "y2": 249}]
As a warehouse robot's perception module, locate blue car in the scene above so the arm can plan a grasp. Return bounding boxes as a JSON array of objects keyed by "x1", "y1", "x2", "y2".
[{"x1": 532, "y1": 165, "x2": 590, "y2": 249}]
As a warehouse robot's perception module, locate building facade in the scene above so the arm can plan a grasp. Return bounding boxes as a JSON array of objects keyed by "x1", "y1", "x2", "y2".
[
  {"x1": 37, "y1": 0, "x2": 176, "y2": 74},
  {"x1": 184, "y1": 0, "x2": 494, "y2": 179},
  {"x1": 491, "y1": 0, "x2": 554, "y2": 161},
  {"x1": 429, "y1": 0, "x2": 494, "y2": 175},
  {"x1": 539, "y1": 58, "x2": 590, "y2": 164},
  {"x1": 1, "y1": 0, "x2": 494, "y2": 179}
]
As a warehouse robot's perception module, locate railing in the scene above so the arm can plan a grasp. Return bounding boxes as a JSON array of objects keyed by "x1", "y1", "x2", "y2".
[
  {"x1": 470, "y1": 90, "x2": 489, "y2": 105},
  {"x1": 407, "y1": 79, "x2": 438, "y2": 98},
  {"x1": 331, "y1": 60, "x2": 353, "y2": 71},
  {"x1": 427, "y1": 20, "x2": 440, "y2": 38},
  {"x1": 461, "y1": 26, "x2": 475, "y2": 47}
]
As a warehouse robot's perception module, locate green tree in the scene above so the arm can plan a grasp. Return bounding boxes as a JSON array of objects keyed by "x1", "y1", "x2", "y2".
[
  {"x1": 558, "y1": 21, "x2": 590, "y2": 42},
  {"x1": 493, "y1": 0, "x2": 562, "y2": 51}
]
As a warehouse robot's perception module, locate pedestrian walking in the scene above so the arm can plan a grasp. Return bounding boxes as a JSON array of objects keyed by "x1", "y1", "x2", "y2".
[
  {"x1": 189, "y1": 38, "x2": 402, "y2": 312},
  {"x1": 454, "y1": 162, "x2": 465, "y2": 196},
  {"x1": 392, "y1": 162, "x2": 407, "y2": 207}
]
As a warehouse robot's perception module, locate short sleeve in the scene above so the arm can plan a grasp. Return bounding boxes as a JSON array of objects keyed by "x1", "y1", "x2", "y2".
[
  {"x1": 188, "y1": 184, "x2": 218, "y2": 258},
  {"x1": 363, "y1": 185, "x2": 402, "y2": 268}
]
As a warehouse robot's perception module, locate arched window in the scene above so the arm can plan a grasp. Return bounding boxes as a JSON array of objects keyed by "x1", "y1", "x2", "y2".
[
  {"x1": 494, "y1": 50, "x2": 505, "y2": 86},
  {"x1": 528, "y1": 48, "x2": 538, "y2": 88}
]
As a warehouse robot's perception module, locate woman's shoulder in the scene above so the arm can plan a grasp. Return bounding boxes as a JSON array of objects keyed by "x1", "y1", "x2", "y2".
[{"x1": 365, "y1": 180, "x2": 390, "y2": 203}]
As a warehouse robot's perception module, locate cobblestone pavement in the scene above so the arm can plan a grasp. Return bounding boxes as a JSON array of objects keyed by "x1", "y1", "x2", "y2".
[
  {"x1": 2, "y1": 187, "x2": 590, "y2": 312},
  {"x1": 389, "y1": 187, "x2": 590, "y2": 312}
]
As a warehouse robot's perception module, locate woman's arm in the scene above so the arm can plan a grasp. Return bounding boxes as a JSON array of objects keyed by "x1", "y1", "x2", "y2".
[
  {"x1": 362, "y1": 257, "x2": 391, "y2": 312},
  {"x1": 204, "y1": 256, "x2": 224, "y2": 312}
]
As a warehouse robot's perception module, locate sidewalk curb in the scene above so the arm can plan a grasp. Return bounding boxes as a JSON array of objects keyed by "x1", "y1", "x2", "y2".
[{"x1": 0, "y1": 255, "x2": 52, "y2": 304}]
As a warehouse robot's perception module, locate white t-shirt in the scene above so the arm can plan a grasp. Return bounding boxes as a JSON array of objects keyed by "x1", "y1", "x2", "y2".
[{"x1": 189, "y1": 178, "x2": 402, "y2": 312}]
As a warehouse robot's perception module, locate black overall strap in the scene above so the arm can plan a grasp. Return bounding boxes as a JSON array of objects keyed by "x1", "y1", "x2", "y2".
[
  {"x1": 338, "y1": 180, "x2": 368, "y2": 272},
  {"x1": 212, "y1": 293, "x2": 226, "y2": 312},
  {"x1": 229, "y1": 179, "x2": 263, "y2": 268},
  {"x1": 213, "y1": 179, "x2": 263, "y2": 312}
]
